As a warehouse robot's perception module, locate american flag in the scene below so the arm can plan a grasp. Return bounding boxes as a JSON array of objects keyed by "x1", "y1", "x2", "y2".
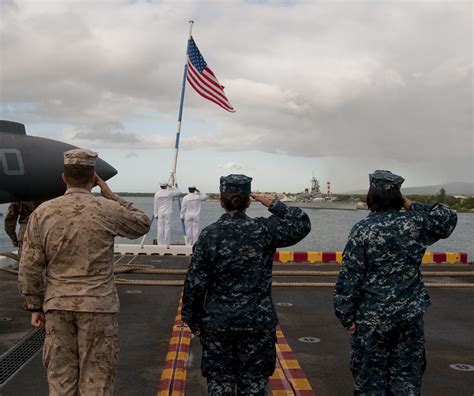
[{"x1": 186, "y1": 37, "x2": 235, "y2": 113}]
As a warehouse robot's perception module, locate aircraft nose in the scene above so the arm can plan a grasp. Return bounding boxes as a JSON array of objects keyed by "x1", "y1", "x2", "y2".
[{"x1": 96, "y1": 158, "x2": 118, "y2": 181}]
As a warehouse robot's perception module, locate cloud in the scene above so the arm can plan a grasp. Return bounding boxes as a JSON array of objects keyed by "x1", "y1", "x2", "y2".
[
  {"x1": 125, "y1": 152, "x2": 138, "y2": 159},
  {"x1": 1, "y1": 0, "x2": 472, "y2": 185},
  {"x1": 219, "y1": 161, "x2": 247, "y2": 171}
]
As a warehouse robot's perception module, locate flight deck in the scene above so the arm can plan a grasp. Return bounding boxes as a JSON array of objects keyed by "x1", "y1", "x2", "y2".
[{"x1": 1, "y1": 255, "x2": 473, "y2": 395}]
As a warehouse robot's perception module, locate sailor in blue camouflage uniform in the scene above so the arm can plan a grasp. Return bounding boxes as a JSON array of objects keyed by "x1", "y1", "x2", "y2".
[
  {"x1": 334, "y1": 170, "x2": 457, "y2": 395},
  {"x1": 182, "y1": 174, "x2": 311, "y2": 395}
]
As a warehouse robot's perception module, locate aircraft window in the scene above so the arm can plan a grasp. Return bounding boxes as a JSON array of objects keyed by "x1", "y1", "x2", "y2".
[{"x1": 0, "y1": 149, "x2": 25, "y2": 176}]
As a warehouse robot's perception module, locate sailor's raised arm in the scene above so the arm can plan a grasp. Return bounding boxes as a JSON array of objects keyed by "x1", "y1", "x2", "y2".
[
  {"x1": 406, "y1": 198, "x2": 457, "y2": 245},
  {"x1": 170, "y1": 186, "x2": 181, "y2": 197},
  {"x1": 252, "y1": 194, "x2": 311, "y2": 248},
  {"x1": 96, "y1": 176, "x2": 150, "y2": 239},
  {"x1": 18, "y1": 211, "x2": 46, "y2": 311}
]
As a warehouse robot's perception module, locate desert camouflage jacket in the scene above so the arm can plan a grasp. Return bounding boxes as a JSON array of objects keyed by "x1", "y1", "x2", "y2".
[{"x1": 19, "y1": 189, "x2": 150, "y2": 312}]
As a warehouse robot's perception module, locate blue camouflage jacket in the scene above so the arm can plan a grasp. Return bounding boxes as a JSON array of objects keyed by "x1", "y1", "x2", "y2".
[
  {"x1": 334, "y1": 202, "x2": 457, "y2": 329},
  {"x1": 182, "y1": 200, "x2": 311, "y2": 333}
]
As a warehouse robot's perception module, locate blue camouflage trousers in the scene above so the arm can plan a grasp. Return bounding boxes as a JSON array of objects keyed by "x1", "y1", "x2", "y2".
[
  {"x1": 200, "y1": 329, "x2": 276, "y2": 395},
  {"x1": 350, "y1": 314, "x2": 426, "y2": 395}
]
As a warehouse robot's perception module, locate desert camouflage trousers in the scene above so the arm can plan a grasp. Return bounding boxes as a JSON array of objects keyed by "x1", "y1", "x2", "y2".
[
  {"x1": 43, "y1": 311, "x2": 119, "y2": 396},
  {"x1": 350, "y1": 314, "x2": 426, "y2": 395},
  {"x1": 201, "y1": 329, "x2": 276, "y2": 395}
]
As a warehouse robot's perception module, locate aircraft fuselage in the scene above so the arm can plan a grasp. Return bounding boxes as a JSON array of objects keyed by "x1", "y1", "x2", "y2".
[{"x1": 0, "y1": 120, "x2": 117, "y2": 203}]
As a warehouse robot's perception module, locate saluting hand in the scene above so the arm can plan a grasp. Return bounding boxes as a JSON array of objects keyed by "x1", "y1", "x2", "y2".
[
  {"x1": 251, "y1": 194, "x2": 273, "y2": 207},
  {"x1": 403, "y1": 197, "x2": 412, "y2": 210},
  {"x1": 95, "y1": 174, "x2": 115, "y2": 200}
]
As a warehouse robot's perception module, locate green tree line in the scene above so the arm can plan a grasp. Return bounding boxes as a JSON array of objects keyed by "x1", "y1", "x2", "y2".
[{"x1": 347, "y1": 188, "x2": 473, "y2": 212}]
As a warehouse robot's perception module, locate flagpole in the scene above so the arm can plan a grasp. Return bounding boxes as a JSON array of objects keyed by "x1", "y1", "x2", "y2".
[
  {"x1": 168, "y1": 20, "x2": 194, "y2": 239},
  {"x1": 169, "y1": 20, "x2": 194, "y2": 186}
]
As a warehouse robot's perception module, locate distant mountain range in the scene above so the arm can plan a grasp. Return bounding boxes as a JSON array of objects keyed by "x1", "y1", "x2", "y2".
[{"x1": 347, "y1": 181, "x2": 474, "y2": 196}]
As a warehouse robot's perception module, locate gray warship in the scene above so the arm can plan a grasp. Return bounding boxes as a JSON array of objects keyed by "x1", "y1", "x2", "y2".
[{"x1": 288, "y1": 175, "x2": 358, "y2": 211}]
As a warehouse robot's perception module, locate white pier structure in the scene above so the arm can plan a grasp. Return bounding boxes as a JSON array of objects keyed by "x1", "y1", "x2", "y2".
[{"x1": 114, "y1": 244, "x2": 192, "y2": 256}]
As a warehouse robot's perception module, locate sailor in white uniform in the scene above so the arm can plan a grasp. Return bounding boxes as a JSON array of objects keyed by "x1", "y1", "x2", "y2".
[
  {"x1": 180, "y1": 186, "x2": 208, "y2": 246},
  {"x1": 154, "y1": 182, "x2": 181, "y2": 247}
]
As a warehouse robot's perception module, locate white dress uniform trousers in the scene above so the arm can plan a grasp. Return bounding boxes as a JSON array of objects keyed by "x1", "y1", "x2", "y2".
[
  {"x1": 180, "y1": 192, "x2": 208, "y2": 245},
  {"x1": 153, "y1": 187, "x2": 181, "y2": 246}
]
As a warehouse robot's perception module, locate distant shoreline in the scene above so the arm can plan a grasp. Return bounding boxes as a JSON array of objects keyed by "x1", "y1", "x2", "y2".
[{"x1": 108, "y1": 192, "x2": 474, "y2": 213}]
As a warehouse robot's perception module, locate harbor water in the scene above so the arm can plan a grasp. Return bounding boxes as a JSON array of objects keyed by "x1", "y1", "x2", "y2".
[{"x1": 1, "y1": 197, "x2": 473, "y2": 257}]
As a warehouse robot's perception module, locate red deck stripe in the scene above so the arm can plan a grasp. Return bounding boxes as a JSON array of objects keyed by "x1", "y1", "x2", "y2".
[
  {"x1": 272, "y1": 251, "x2": 468, "y2": 264},
  {"x1": 433, "y1": 252, "x2": 447, "y2": 263},
  {"x1": 287, "y1": 368, "x2": 306, "y2": 378},
  {"x1": 279, "y1": 351, "x2": 297, "y2": 359},
  {"x1": 171, "y1": 380, "x2": 186, "y2": 392},
  {"x1": 157, "y1": 297, "x2": 192, "y2": 396},
  {"x1": 272, "y1": 359, "x2": 294, "y2": 392},
  {"x1": 293, "y1": 251, "x2": 309, "y2": 262},
  {"x1": 270, "y1": 325, "x2": 316, "y2": 395}
]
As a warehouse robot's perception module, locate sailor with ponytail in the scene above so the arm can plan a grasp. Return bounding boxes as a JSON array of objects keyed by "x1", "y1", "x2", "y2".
[{"x1": 182, "y1": 173, "x2": 311, "y2": 395}]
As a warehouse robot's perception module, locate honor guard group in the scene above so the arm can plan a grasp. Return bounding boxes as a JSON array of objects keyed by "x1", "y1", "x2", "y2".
[{"x1": 12, "y1": 149, "x2": 457, "y2": 396}]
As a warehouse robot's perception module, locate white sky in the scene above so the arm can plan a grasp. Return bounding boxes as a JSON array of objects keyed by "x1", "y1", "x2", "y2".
[{"x1": 1, "y1": 0, "x2": 472, "y2": 193}]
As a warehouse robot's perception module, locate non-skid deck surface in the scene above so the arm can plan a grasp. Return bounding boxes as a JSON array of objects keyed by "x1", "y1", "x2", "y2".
[{"x1": 1, "y1": 256, "x2": 473, "y2": 395}]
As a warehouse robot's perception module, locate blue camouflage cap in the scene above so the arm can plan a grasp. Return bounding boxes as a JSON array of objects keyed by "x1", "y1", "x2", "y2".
[
  {"x1": 369, "y1": 170, "x2": 405, "y2": 190},
  {"x1": 220, "y1": 174, "x2": 252, "y2": 193}
]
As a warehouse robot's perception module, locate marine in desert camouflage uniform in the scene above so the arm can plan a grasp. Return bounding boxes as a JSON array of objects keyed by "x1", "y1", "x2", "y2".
[
  {"x1": 4, "y1": 201, "x2": 41, "y2": 258},
  {"x1": 182, "y1": 174, "x2": 311, "y2": 395},
  {"x1": 333, "y1": 170, "x2": 457, "y2": 395},
  {"x1": 19, "y1": 149, "x2": 150, "y2": 396}
]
